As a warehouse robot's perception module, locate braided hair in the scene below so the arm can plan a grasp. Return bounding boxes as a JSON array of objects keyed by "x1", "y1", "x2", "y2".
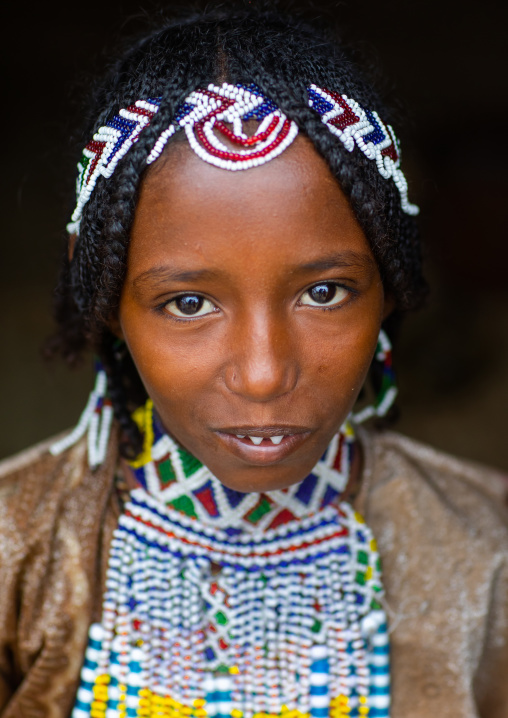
[{"x1": 49, "y1": 7, "x2": 428, "y2": 458}]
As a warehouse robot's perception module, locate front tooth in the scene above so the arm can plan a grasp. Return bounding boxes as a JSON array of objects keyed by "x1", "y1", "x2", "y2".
[
  {"x1": 269, "y1": 435, "x2": 284, "y2": 445},
  {"x1": 248, "y1": 436, "x2": 263, "y2": 445},
  {"x1": 236, "y1": 434, "x2": 246, "y2": 438}
]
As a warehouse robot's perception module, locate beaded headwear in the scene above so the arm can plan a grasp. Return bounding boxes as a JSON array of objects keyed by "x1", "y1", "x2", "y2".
[{"x1": 67, "y1": 82, "x2": 418, "y2": 234}]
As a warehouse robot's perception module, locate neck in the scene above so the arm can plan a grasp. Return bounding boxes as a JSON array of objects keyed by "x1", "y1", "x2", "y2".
[
  {"x1": 121, "y1": 440, "x2": 362, "y2": 504},
  {"x1": 119, "y1": 400, "x2": 362, "y2": 535}
]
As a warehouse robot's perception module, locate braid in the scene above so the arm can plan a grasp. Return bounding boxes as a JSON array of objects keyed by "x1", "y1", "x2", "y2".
[
  {"x1": 99, "y1": 335, "x2": 144, "y2": 459},
  {"x1": 49, "y1": 8, "x2": 428, "y2": 458}
]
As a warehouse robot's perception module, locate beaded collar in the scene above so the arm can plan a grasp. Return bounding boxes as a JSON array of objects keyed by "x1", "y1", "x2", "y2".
[
  {"x1": 127, "y1": 400, "x2": 355, "y2": 534},
  {"x1": 67, "y1": 81, "x2": 417, "y2": 235},
  {"x1": 71, "y1": 401, "x2": 391, "y2": 718}
]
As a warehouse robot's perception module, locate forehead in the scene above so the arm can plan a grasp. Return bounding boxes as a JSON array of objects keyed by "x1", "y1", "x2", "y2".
[{"x1": 134, "y1": 134, "x2": 368, "y2": 252}]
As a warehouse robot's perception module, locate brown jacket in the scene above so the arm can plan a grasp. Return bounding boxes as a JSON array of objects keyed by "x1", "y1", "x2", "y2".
[{"x1": 0, "y1": 428, "x2": 507, "y2": 718}]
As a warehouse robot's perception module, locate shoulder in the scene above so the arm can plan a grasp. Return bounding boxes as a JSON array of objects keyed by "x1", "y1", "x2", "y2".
[
  {"x1": 0, "y1": 430, "x2": 120, "y2": 553},
  {"x1": 357, "y1": 430, "x2": 508, "y2": 714},
  {"x1": 359, "y1": 427, "x2": 508, "y2": 541},
  {"x1": 0, "y1": 433, "x2": 120, "y2": 715},
  {"x1": 0, "y1": 434, "x2": 88, "y2": 532}
]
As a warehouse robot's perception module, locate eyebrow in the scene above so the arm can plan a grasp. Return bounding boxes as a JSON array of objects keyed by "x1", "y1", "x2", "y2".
[
  {"x1": 293, "y1": 251, "x2": 376, "y2": 274},
  {"x1": 132, "y1": 251, "x2": 375, "y2": 290},
  {"x1": 133, "y1": 266, "x2": 222, "y2": 289}
]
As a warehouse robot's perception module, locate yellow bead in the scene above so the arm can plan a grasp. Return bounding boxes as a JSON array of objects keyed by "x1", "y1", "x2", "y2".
[
  {"x1": 231, "y1": 710, "x2": 243, "y2": 718},
  {"x1": 369, "y1": 538, "x2": 378, "y2": 552},
  {"x1": 354, "y1": 511, "x2": 365, "y2": 524},
  {"x1": 93, "y1": 687, "x2": 108, "y2": 700},
  {"x1": 229, "y1": 665, "x2": 240, "y2": 675},
  {"x1": 193, "y1": 699, "x2": 206, "y2": 709},
  {"x1": 344, "y1": 421, "x2": 355, "y2": 438}
]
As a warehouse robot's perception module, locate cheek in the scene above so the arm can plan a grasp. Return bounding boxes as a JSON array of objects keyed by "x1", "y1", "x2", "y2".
[
  {"x1": 301, "y1": 314, "x2": 380, "y2": 411},
  {"x1": 120, "y1": 300, "x2": 226, "y2": 418}
]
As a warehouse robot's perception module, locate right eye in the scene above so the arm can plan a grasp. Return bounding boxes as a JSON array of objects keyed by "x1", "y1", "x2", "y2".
[{"x1": 163, "y1": 294, "x2": 217, "y2": 318}]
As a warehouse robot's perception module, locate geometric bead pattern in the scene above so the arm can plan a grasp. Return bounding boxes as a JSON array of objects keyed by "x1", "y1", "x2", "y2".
[
  {"x1": 68, "y1": 82, "x2": 418, "y2": 234},
  {"x1": 146, "y1": 83, "x2": 300, "y2": 172},
  {"x1": 67, "y1": 99, "x2": 161, "y2": 234},
  {"x1": 71, "y1": 407, "x2": 391, "y2": 718},
  {"x1": 72, "y1": 492, "x2": 390, "y2": 718},
  {"x1": 129, "y1": 400, "x2": 354, "y2": 534},
  {"x1": 307, "y1": 85, "x2": 418, "y2": 216}
]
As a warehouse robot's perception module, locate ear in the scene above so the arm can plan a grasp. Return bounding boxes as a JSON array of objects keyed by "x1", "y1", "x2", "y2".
[
  {"x1": 68, "y1": 233, "x2": 77, "y2": 261},
  {"x1": 382, "y1": 293, "x2": 396, "y2": 320}
]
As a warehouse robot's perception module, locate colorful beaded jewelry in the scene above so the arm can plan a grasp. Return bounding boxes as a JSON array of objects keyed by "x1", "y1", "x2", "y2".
[
  {"x1": 352, "y1": 330, "x2": 397, "y2": 425},
  {"x1": 307, "y1": 86, "x2": 418, "y2": 216},
  {"x1": 50, "y1": 364, "x2": 113, "y2": 468},
  {"x1": 67, "y1": 99, "x2": 161, "y2": 235},
  {"x1": 71, "y1": 401, "x2": 390, "y2": 718},
  {"x1": 68, "y1": 82, "x2": 417, "y2": 234},
  {"x1": 146, "y1": 84, "x2": 299, "y2": 172}
]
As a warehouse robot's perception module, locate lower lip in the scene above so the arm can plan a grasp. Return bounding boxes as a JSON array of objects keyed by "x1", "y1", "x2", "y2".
[{"x1": 215, "y1": 432, "x2": 311, "y2": 466}]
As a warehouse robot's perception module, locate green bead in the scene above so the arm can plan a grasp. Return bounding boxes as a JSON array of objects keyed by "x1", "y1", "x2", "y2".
[
  {"x1": 158, "y1": 459, "x2": 176, "y2": 485},
  {"x1": 179, "y1": 448, "x2": 203, "y2": 477},
  {"x1": 311, "y1": 619, "x2": 322, "y2": 633},
  {"x1": 215, "y1": 611, "x2": 228, "y2": 626},
  {"x1": 169, "y1": 495, "x2": 197, "y2": 518},
  {"x1": 357, "y1": 550, "x2": 369, "y2": 565},
  {"x1": 355, "y1": 570, "x2": 366, "y2": 586}
]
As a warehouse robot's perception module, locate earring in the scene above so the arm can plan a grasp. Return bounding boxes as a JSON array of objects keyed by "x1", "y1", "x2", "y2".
[
  {"x1": 50, "y1": 360, "x2": 114, "y2": 468},
  {"x1": 352, "y1": 328, "x2": 398, "y2": 424}
]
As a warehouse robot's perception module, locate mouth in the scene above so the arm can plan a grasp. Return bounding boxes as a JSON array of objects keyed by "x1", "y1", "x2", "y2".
[{"x1": 214, "y1": 426, "x2": 313, "y2": 466}]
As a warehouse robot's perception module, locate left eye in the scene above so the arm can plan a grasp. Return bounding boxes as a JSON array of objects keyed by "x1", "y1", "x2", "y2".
[
  {"x1": 300, "y1": 283, "x2": 348, "y2": 307},
  {"x1": 164, "y1": 294, "x2": 217, "y2": 318}
]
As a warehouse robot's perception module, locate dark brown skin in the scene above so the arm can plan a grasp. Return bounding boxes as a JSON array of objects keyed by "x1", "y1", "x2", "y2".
[{"x1": 116, "y1": 135, "x2": 390, "y2": 493}]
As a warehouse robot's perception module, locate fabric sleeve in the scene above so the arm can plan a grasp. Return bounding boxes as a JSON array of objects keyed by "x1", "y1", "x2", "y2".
[
  {"x1": 474, "y1": 557, "x2": 508, "y2": 718},
  {"x1": 0, "y1": 435, "x2": 119, "y2": 718}
]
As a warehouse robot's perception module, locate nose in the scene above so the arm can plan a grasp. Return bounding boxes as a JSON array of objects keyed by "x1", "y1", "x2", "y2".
[{"x1": 224, "y1": 310, "x2": 299, "y2": 402}]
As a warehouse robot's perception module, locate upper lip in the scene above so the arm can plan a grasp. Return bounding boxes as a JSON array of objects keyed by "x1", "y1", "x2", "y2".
[{"x1": 215, "y1": 425, "x2": 312, "y2": 437}]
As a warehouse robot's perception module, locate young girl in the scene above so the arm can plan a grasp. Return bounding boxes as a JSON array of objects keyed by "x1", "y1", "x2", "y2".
[{"x1": 0, "y1": 8, "x2": 507, "y2": 718}]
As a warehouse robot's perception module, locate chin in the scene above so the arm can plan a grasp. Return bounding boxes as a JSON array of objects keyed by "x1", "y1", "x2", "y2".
[{"x1": 213, "y1": 469, "x2": 307, "y2": 495}]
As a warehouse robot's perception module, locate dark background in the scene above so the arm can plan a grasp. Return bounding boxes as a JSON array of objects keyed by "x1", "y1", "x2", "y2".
[{"x1": 2, "y1": 0, "x2": 507, "y2": 469}]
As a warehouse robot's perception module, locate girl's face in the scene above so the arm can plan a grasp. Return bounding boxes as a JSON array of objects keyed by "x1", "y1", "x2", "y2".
[{"x1": 118, "y1": 136, "x2": 388, "y2": 492}]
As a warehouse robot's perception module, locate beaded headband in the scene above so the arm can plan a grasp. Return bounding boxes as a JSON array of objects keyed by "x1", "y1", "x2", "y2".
[{"x1": 67, "y1": 81, "x2": 418, "y2": 234}]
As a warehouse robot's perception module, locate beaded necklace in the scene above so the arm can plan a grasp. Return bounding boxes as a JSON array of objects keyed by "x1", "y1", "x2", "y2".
[{"x1": 71, "y1": 401, "x2": 390, "y2": 718}]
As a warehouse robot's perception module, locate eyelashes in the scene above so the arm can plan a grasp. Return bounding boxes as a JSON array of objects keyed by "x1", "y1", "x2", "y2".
[
  {"x1": 162, "y1": 281, "x2": 351, "y2": 320},
  {"x1": 164, "y1": 294, "x2": 217, "y2": 318},
  {"x1": 299, "y1": 282, "x2": 349, "y2": 308}
]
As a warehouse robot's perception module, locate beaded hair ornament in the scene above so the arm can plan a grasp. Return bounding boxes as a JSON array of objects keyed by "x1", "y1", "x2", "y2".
[{"x1": 67, "y1": 82, "x2": 418, "y2": 234}]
